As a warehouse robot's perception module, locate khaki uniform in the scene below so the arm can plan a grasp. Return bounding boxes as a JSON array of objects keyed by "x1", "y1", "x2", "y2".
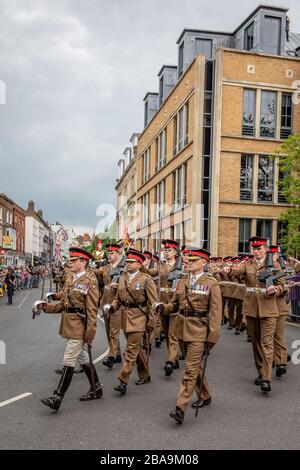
[
  {"x1": 44, "y1": 271, "x2": 99, "y2": 366},
  {"x1": 230, "y1": 260, "x2": 284, "y2": 381},
  {"x1": 97, "y1": 262, "x2": 123, "y2": 358},
  {"x1": 158, "y1": 262, "x2": 182, "y2": 364},
  {"x1": 165, "y1": 274, "x2": 222, "y2": 412},
  {"x1": 274, "y1": 280, "x2": 289, "y2": 366},
  {"x1": 112, "y1": 271, "x2": 158, "y2": 384}
]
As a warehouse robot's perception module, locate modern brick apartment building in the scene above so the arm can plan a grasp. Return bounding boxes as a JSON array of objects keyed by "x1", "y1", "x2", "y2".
[{"x1": 116, "y1": 5, "x2": 300, "y2": 256}]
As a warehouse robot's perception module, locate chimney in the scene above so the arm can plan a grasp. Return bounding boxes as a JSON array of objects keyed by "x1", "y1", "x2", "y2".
[
  {"x1": 37, "y1": 209, "x2": 43, "y2": 219},
  {"x1": 28, "y1": 200, "x2": 35, "y2": 211}
]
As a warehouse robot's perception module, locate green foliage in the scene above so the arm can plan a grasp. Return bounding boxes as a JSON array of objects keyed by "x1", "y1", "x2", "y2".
[{"x1": 275, "y1": 134, "x2": 300, "y2": 256}]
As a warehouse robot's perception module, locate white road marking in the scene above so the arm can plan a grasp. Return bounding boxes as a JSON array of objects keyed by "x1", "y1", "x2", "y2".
[
  {"x1": 9, "y1": 290, "x2": 31, "y2": 309},
  {"x1": 93, "y1": 313, "x2": 109, "y2": 364},
  {"x1": 0, "y1": 393, "x2": 32, "y2": 408}
]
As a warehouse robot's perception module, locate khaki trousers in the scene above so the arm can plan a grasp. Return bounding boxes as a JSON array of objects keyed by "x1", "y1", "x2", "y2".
[
  {"x1": 160, "y1": 314, "x2": 179, "y2": 363},
  {"x1": 273, "y1": 315, "x2": 288, "y2": 365},
  {"x1": 108, "y1": 310, "x2": 122, "y2": 358},
  {"x1": 176, "y1": 340, "x2": 211, "y2": 413},
  {"x1": 118, "y1": 331, "x2": 148, "y2": 384},
  {"x1": 246, "y1": 317, "x2": 277, "y2": 381},
  {"x1": 62, "y1": 339, "x2": 89, "y2": 367}
]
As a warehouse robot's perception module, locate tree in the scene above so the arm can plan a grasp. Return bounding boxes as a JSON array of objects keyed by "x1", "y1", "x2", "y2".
[{"x1": 275, "y1": 134, "x2": 300, "y2": 257}]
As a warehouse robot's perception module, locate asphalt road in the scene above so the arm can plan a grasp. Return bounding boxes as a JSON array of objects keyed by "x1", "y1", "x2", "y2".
[{"x1": 0, "y1": 284, "x2": 300, "y2": 450}]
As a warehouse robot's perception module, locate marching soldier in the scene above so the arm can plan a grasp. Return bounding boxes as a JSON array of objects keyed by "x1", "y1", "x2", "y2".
[
  {"x1": 158, "y1": 247, "x2": 222, "y2": 424},
  {"x1": 270, "y1": 245, "x2": 289, "y2": 378},
  {"x1": 158, "y1": 239, "x2": 182, "y2": 376},
  {"x1": 105, "y1": 249, "x2": 158, "y2": 395},
  {"x1": 222, "y1": 237, "x2": 285, "y2": 394},
  {"x1": 32, "y1": 247, "x2": 102, "y2": 411},
  {"x1": 97, "y1": 243, "x2": 124, "y2": 369}
]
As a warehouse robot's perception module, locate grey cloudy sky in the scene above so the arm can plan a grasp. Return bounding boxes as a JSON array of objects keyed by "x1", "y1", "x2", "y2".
[{"x1": 0, "y1": 0, "x2": 299, "y2": 234}]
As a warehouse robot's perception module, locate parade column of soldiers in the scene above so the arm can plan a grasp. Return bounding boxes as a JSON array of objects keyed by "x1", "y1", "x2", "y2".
[{"x1": 32, "y1": 234, "x2": 294, "y2": 422}]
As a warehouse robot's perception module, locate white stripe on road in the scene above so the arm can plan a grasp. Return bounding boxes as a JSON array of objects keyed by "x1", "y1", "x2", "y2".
[
  {"x1": 0, "y1": 393, "x2": 32, "y2": 408},
  {"x1": 10, "y1": 290, "x2": 31, "y2": 309},
  {"x1": 93, "y1": 313, "x2": 109, "y2": 364}
]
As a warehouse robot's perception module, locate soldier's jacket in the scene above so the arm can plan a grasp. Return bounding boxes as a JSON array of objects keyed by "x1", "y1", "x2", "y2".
[
  {"x1": 230, "y1": 260, "x2": 285, "y2": 318},
  {"x1": 214, "y1": 271, "x2": 237, "y2": 299},
  {"x1": 95, "y1": 261, "x2": 124, "y2": 305},
  {"x1": 164, "y1": 274, "x2": 222, "y2": 344},
  {"x1": 146, "y1": 262, "x2": 186, "y2": 315},
  {"x1": 44, "y1": 271, "x2": 99, "y2": 341},
  {"x1": 111, "y1": 271, "x2": 158, "y2": 333},
  {"x1": 53, "y1": 272, "x2": 73, "y2": 301},
  {"x1": 276, "y1": 270, "x2": 290, "y2": 316}
]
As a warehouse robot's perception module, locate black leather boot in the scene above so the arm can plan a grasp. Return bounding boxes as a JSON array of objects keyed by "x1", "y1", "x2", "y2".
[
  {"x1": 261, "y1": 380, "x2": 271, "y2": 393},
  {"x1": 276, "y1": 365, "x2": 287, "y2": 378},
  {"x1": 164, "y1": 361, "x2": 174, "y2": 377},
  {"x1": 114, "y1": 380, "x2": 127, "y2": 395},
  {"x1": 41, "y1": 366, "x2": 74, "y2": 411},
  {"x1": 80, "y1": 364, "x2": 103, "y2": 401},
  {"x1": 155, "y1": 338, "x2": 162, "y2": 348},
  {"x1": 114, "y1": 354, "x2": 122, "y2": 363},
  {"x1": 169, "y1": 406, "x2": 184, "y2": 424},
  {"x1": 103, "y1": 356, "x2": 114, "y2": 369},
  {"x1": 55, "y1": 367, "x2": 63, "y2": 375},
  {"x1": 172, "y1": 360, "x2": 179, "y2": 369},
  {"x1": 191, "y1": 397, "x2": 212, "y2": 409},
  {"x1": 254, "y1": 375, "x2": 263, "y2": 386}
]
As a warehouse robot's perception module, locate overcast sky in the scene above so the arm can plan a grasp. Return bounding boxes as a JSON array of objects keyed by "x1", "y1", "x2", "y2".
[{"x1": 0, "y1": 0, "x2": 299, "y2": 235}]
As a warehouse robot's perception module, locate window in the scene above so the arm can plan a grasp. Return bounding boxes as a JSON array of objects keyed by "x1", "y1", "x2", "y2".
[
  {"x1": 172, "y1": 171, "x2": 176, "y2": 207},
  {"x1": 178, "y1": 42, "x2": 184, "y2": 77},
  {"x1": 141, "y1": 236, "x2": 148, "y2": 250},
  {"x1": 144, "y1": 101, "x2": 148, "y2": 128},
  {"x1": 158, "y1": 129, "x2": 167, "y2": 168},
  {"x1": 240, "y1": 154, "x2": 253, "y2": 201},
  {"x1": 142, "y1": 148, "x2": 150, "y2": 184},
  {"x1": 174, "y1": 223, "x2": 182, "y2": 244},
  {"x1": 195, "y1": 38, "x2": 212, "y2": 59},
  {"x1": 242, "y1": 89, "x2": 256, "y2": 136},
  {"x1": 244, "y1": 22, "x2": 254, "y2": 51},
  {"x1": 178, "y1": 108, "x2": 184, "y2": 151},
  {"x1": 260, "y1": 91, "x2": 277, "y2": 138},
  {"x1": 173, "y1": 102, "x2": 189, "y2": 155},
  {"x1": 256, "y1": 219, "x2": 272, "y2": 240},
  {"x1": 176, "y1": 166, "x2": 182, "y2": 207},
  {"x1": 277, "y1": 220, "x2": 288, "y2": 245},
  {"x1": 258, "y1": 155, "x2": 274, "y2": 202},
  {"x1": 280, "y1": 93, "x2": 292, "y2": 139},
  {"x1": 278, "y1": 168, "x2": 288, "y2": 203},
  {"x1": 141, "y1": 193, "x2": 149, "y2": 227},
  {"x1": 262, "y1": 16, "x2": 281, "y2": 55},
  {"x1": 238, "y1": 219, "x2": 251, "y2": 254},
  {"x1": 155, "y1": 180, "x2": 166, "y2": 220},
  {"x1": 159, "y1": 76, "x2": 164, "y2": 106},
  {"x1": 185, "y1": 102, "x2": 189, "y2": 145},
  {"x1": 183, "y1": 163, "x2": 187, "y2": 205}
]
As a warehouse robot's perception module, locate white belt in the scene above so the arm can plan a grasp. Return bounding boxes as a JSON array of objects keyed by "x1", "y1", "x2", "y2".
[
  {"x1": 219, "y1": 281, "x2": 238, "y2": 286},
  {"x1": 160, "y1": 287, "x2": 173, "y2": 293},
  {"x1": 246, "y1": 287, "x2": 266, "y2": 294}
]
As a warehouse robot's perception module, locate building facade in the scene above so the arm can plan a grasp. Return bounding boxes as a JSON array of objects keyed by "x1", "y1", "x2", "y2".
[
  {"x1": 25, "y1": 200, "x2": 50, "y2": 264},
  {"x1": 0, "y1": 193, "x2": 16, "y2": 266},
  {"x1": 115, "y1": 133, "x2": 139, "y2": 242},
  {"x1": 122, "y1": 5, "x2": 300, "y2": 255},
  {"x1": 13, "y1": 203, "x2": 26, "y2": 266}
]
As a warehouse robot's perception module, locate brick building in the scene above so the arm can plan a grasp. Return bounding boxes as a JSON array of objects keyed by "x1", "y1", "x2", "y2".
[
  {"x1": 13, "y1": 202, "x2": 26, "y2": 266},
  {"x1": 116, "y1": 5, "x2": 300, "y2": 256}
]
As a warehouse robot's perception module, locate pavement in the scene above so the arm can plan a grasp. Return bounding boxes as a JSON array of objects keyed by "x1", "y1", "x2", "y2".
[{"x1": 0, "y1": 284, "x2": 300, "y2": 450}]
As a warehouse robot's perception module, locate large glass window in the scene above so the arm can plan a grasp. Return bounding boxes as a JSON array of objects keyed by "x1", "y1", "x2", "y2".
[
  {"x1": 278, "y1": 168, "x2": 288, "y2": 203},
  {"x1": 238, "y1": 219, "x2": 251, "y2": 254},
  {"x1": 178, "y1": 108, "x2": 183, "y2": 151},
  {"x1": 260, "y1": 91, "x2": 277, "y2": 138},
  {"x1": 256, "y1": 219, "x2": 272, "y2": 240},
  {"x1": 277, "y1": 220, "x2": 288, "y2": 245},
  {"x1": 240, "y1": 154, "x2": 253, "y2": 201},
  {"x1": 142, "y1": 148, "x2": 150, "y2": 184},
  {"x1": 195, "y1": 38, "x2": 212, "y2": 59},
  {"x1": 280, "y1": 93, "x2": 292, "y2": 139},
  {"x1": 258, "y1": 155, "x2": 274, "y2": 202},
  {"x1": 242, "y1": 89, "x2": 256, "y2": 136},
  {"x1": 176, "y1": 166, "x2": 182, "y2": 206}
]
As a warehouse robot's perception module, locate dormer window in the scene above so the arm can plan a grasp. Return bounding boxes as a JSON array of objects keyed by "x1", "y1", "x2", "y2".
[
  {"x1": 244, "y1": 22, "x2": 254, "y2": 51},
  {"x1": 178, "y1": 42, "x2": 184, "y2": 77},
  {"x1": 195, "y1": 38, "x2": 212, "y2": 60}
]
